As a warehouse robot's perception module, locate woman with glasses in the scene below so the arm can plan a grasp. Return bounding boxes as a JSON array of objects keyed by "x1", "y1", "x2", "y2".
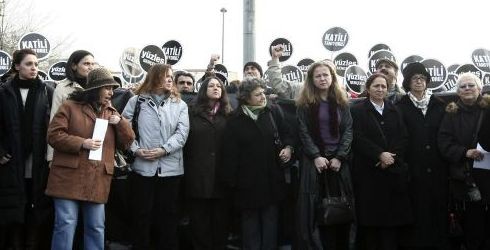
[
  {"x1": 438, "y1": 72, "x2": 490, "y2": 250},
  {"x1": 396, "y1": 62, "x2": 448, "y2": 249}
]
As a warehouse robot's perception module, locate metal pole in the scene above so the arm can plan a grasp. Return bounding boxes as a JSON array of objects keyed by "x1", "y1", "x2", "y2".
[
  {"x1": 0, "y1": 0, "x2": 5, "y2": 50},
  {"x1": 243, "y1": 0, "x2": 255, "y2": 65},
  {"x1": 220, "y1": 8, "x2": 227, "y2": 64}
]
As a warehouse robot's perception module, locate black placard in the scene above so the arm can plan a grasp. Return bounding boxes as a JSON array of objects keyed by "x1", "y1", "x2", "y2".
[
  {"x1": 421, "y1": 59, "x2": 447, "y2": 90},
  {"x1": 49, "y1": 61, "x2": 67, "y2": 81},
  {"x1": 297, "y1": 58, "x2": 314, "y2": 73},
  {"x1": 344, "y1": 65, "x2": 367, "y2": 95},
  {"x1": 18, "y1": 32, "x2": 50, "y2": 61},
  {"x1": 455, "y1": 64, "x2": 483, "y2": 80},
  {"x1": 400, "y1": 55, "x2": 423, "y2": 73},
  {"x1": 214, "y1": 64, "x2": 228, "y2": 85},
  {"x1": 120, "y1": 47, "x2": 144, "y2": 77},
  {"x1": 333, "y1": 52, "x2": 357, "y2": 77},
  {"x1": 471, "y1": 48, "x2": 490, "y2": 73},
  {"x1": 367, "y1": 50, "x2": 396, "y2": 74},
  {"x1": 162, "y1": 40, "x2": 183, "y2": 65},
  {"x1": 269, "y1": 38, "x2": 293, "y2": 62},
  {"x1": 281, "y1": 65, "x2": 304, "y2": 85},
  {"x1": 322, "y1": 27, "x2": 349, "y2": 52},
  {"x1": 139, "y1": 45, "x2": 166, "y2": 72},
  {"x1": 439, "y1": 73, "x2": 458, "y2": 92},
  {"x1": 0, "y1": 50, "x2": 11, "y2": 76},
  {"x1": 447, "y1": 64, "x2": 460, "y2": 74},
  {"x1": 368, "y1": 44, "x2": 391, "y2": 58},
  {"x1": 37, "y1": 70, "x2": 49, "y2": 81}
]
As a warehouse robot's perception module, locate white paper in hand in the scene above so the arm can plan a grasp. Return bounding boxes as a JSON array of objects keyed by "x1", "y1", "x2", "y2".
[
  {"x1": 89, "y1": 118, "x2": 108, "y2": 161},
  {"x1": 473, "y1": 143, "x2": 490, "y2": 170}
]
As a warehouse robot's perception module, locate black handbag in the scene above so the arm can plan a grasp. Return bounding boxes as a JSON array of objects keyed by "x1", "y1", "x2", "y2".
[{"x1": 316, "y1": 171, "x2": 354, "y2": 226}]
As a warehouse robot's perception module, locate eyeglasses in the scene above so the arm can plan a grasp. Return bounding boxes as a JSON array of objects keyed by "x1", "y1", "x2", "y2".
[
  {"x1": 411, "y1": 75, "x2": 428, "y2": 82},
  {"x1": 459, "y1": 83, "x2": 477, "y2": 89},
  {"x1": 178, "y1": 81, "x2": 193, "y2": 86}
]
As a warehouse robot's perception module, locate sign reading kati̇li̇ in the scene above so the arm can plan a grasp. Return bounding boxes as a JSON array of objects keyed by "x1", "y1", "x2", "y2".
[
  {"x1": 162, "y1": 40, "x2": 183, "y2": 65},
  {"x1": 18, "y1": 33, "x2": 50, "y2": 61},
  {"x1": 322, "y1": 27, "x2": 349, "y2": 52},
  {"x1": 269, "y1": 38, "x2": 293, "y2": 62}
]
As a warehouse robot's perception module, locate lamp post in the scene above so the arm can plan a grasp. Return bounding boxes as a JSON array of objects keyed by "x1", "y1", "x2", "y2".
[{"x1": 220, "y1": 7, "x2": 227, "y2": 64}]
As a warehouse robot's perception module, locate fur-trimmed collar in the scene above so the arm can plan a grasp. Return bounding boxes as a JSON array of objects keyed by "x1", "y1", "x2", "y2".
[{"x1": 446, "y1": 94, "x2": 490, "y2": 113}]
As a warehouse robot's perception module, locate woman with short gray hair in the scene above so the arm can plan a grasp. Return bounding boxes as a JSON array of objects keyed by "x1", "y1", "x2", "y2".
[
  {"x1": 438, "y1": 72, "x2": 490, "y2": 250},
  {"x1": 222, "y1": 77, "x2": 294, "y2": 250}
]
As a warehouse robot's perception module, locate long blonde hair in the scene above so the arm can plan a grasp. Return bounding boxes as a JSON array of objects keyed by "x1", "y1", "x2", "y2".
[{"x1": 296, "y1": 61, "x2": 348, "y2": 107}]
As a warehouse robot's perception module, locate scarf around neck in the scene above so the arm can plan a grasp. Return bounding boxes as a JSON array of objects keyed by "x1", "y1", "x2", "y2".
[
  {"x1": 242, "y1": 100, "x2": 267, "y2": 121},
  {"x1": 408, "y1": 90, "x2": 432, "y2": 115}
]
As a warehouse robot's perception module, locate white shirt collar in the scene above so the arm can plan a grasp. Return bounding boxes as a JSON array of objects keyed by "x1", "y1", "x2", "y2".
[{"x1": 370, "y1": 100, "x2": 384, "y2": 115}]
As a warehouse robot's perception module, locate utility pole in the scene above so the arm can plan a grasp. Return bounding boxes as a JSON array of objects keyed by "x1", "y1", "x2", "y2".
[
  {"x1": 0, "y1": 0, "x2": 5, "y2": 50},
  {"x1": 243, "y1": 0, "x2": 255, "y2": 65},
  {"x1": 220, "y1": 7, "x2": 227, "y2": 64}
]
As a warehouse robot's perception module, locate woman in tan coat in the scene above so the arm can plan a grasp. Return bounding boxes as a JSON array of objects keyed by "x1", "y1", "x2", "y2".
[{"x1": 46, "y1": 67, "x2": 134, "y2": 250}]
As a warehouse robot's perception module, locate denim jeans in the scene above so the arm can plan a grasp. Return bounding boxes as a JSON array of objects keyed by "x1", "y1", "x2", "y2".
[{"x1": 51, "y1": 198, "x2": 105, "y2": 250}]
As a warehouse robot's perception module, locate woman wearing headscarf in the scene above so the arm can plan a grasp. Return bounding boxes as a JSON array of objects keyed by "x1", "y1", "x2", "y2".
[{"x1": 46, "y1": 67, "x2": 134, "y2": 250}]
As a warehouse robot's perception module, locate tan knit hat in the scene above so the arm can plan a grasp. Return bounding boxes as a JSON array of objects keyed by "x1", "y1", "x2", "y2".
[{"x1": 83, "y1": 67, "x2": 119, "y2": 92}]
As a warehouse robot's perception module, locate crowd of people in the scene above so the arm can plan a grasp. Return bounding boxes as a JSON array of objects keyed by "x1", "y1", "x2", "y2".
[{"x1": 0, "y1": 45, "x2": 489, "y2": 250}]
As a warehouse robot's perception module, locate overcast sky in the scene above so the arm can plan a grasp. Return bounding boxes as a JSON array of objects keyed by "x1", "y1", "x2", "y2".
[{"x1": 19, "y1": 0, "x2": 490, "y2": 79}]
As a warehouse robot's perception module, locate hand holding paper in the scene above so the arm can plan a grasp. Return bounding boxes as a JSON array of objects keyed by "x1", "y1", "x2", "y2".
[{"x1": 89, "y1": 118, "x2": 108, "y2": 161}]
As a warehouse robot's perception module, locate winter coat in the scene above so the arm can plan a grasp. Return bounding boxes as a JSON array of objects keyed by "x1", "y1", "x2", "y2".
[
  {"x1": 222, "y1": 104, "x2": 293, "y2": 209},
  {"x1": 0, "y1": 78, "x2": 53, "y2": 225},
  {"x1": 45, "y1": 101, "x2": 134, "y2": 203},
  {"x1": 438, "y1": 95, "x2": 490, "y2": 202},
  {"x1": 351, "y1": 98, "x2": 412, "y2": 227},
  {"x1": 397, "y1": 95, "x2": 448, "y2": 247},
  {"x1": 184, "y1": 108, "x2": 228, "y2": 198},
  {"x1": 296, "y1": 102, "x2": 354, "y2": 249},
  {"x1": 47, "y1": 79, "x2": 85, "y2": 161},
  {"x1": 122, "y1": 94, "x2": 189, "y2": 177}
]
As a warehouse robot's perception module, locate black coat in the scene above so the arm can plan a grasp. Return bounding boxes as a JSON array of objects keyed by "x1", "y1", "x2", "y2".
[
  {"x1": 184, "y1": 109, "x2": 228, "y2": 198},
  {"x1": 222, "y1": 104, "x2": 293, "y2": 209},
  {"x1": 438, "y1": 96, "x2": 490, "y2": 202},
  {"x1": 397, "y1": 95, "x2": 447, "y2": 247},
  {"x1": 296, "y1": 102, "x2": 354, "y2": 249},
  {"x1": 0, "y1": 78, "x2": 53, "y2": 225},
  {"x1": 351, "y1": 98, "x2": 412, "y2": 227}
]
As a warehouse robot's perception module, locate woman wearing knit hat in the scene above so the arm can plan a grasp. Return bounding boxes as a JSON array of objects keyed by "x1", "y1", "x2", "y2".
[
  {"x1": 46, "y1": 67, "x2": 135, "y2": 250},
  {"x1": 397, "y1": 62, "x2": 448, "y2": 249}
]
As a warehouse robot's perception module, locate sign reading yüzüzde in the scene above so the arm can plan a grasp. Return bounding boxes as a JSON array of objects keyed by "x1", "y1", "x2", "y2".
[
  {"x1": 281, "y1": 65, "x2": 304, "y2": 85},
  {"x1": 162, "y1": 40, "x2": 183, "y2": 65},
  {"x1": 37, "y1": 70, "x2": 49, "y2": 81},
  {"x1": 334, "y1": 52, "x2": 357, "y2": 77},
  {"x1": 471, "y1": 48, "x2": 490, "y2": 73},
  {"x1": 214, "y1": 64, "x2": 228, "y2": 85},
  {"x1": 447, "y1": 64, "x2": 460, "y2": 74},
  {"x1": 120, "y1": 47, "x2": 144, "y2": 77},
  {"x1": 456, "y1": 64, "x2": 483, "y2": 80},
  {"x1": 421, "y1": 59, "x2": 447, "y2": 90},
  {"x1": 49, "y1": 61, "x2": 67, "y2": 81},
  {"x1": 322, "y1": 27, "x2": 348, "y2": 52},
  {"x1": 19, "y1": 32, "x2": 50, "y2": 61},
  {"x1": 344, "y1": 65, "x2": 368, "y2": 95},
  {"x1": 297, "y1": 58, "x2": 314, "y2": 73},
  {"x1": 400, "y1": 55, "x2": 424, "y2": 73},
  {"x1": 121, "y1": 69, "x2": 145, "y2": 85},
  {"x1": 0, "y1": 50, "x2": 11, "y2": 76},
  {"x1": 139, "y1": 45, "x2": 166, "y2": 72},
  {"x1": 269, "y1": 38, "x2": 293, "y2": 62},
  {"x1": 368, "y1": 43, "x2": 391, "y2": 58},
  {"x1": 483, "y1": 73, "x2": 490, "y2": 85},
  {"x1": 368, "y1": 49, "x2": 396, "y2": 74}
]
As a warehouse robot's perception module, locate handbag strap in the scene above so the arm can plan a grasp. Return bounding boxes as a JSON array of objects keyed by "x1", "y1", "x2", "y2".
[{"x1": 318, "y1": 171, "x2": 348, "y2": 199}]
